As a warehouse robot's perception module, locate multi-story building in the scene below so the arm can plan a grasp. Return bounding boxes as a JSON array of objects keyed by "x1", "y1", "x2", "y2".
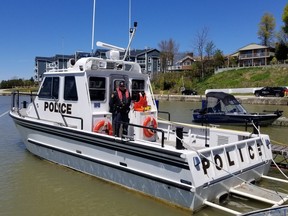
[
  {"x1": 35, "y1": 52, "x2": 92, "y2": 82},
  {"x1": 129, "y1": 49, "x2": 160, "y2": 77},
  {"x1": 35, "y1": 49, "x2": 161, "y2": 82},
  {"x1": 232, "y1": 43, "x2": 275, "y2": 67}
]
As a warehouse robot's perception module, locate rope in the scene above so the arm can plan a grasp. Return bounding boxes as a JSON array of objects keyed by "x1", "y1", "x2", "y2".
[
  {"x1": 271, "y1": 159, "x2": 288, "y2": 180},
  {"x1": 0, "y1": 110, "x2": 9, "y2": 118},
  {"x1": 246, "y1": 122, "x2": 288, "y2": 201},
  {"x1": 271, "y1": 139, "x2": 287, "y2": 146},
  {"x1": 251, "y1": 121, "x2": 288, "y2": 181}
]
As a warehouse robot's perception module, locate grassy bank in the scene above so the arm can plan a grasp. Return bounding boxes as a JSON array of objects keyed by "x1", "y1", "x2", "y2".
[{"x1": 152, "y1": 65, "x2": 288, "y2": 95}]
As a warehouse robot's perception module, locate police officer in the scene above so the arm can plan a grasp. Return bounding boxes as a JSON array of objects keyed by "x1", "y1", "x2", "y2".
[{"x1": 109, "y1": 81, "x2": 131, "y2": 137}]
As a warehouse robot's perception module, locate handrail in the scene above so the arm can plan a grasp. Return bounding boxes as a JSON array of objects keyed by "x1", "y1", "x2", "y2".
[
  {"x1": 118, "y1": 121, "x2": 165, "y2": 148},
  {"x1": 11, "y1": 91, "x2": 83, "y2": 129},
  {"x1": 11, "y1": 91, "x2": 40, "y2": 119},
  {"x1": 158, "y1": 111, "x2": 171, "y2": 121},
  {"x1": 62, "y1": 115, "x2": 84, "y2": 130}
]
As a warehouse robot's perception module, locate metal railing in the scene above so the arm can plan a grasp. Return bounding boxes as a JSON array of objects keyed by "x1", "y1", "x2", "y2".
[
  {"x1": 11, "y1": 91, "x2": 84, "y2": 129},
  {"x1": 118, "y1": 121, "x2": 165, "y2": 147}
]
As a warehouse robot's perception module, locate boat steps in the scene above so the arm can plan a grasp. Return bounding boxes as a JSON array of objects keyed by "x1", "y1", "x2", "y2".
[{"x1": 230, "y1": 182, "x2": 288, "y2": 206}]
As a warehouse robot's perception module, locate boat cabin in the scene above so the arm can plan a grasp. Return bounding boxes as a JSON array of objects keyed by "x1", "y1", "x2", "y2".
[
  {"x1": 202, "y1": 92, "x2": 247, "y2": 114},
  {"x1": 27, "y1": 57, "x2": 158, "y2": 141}
]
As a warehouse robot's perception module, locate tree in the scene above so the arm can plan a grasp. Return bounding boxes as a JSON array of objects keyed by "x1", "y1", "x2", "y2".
[
  {"x1": 275, "y1": 42, "x2": 288, "y2": 61},
  {"x1": 282, "y1": 3, "x2": 288, "y2": 34},
  {"x1": 158, "y1": 38, "x2": 179, "y2": 72},
  {"x1": 205, "y1": 41, "x2": 216, "y2": 60},
  {"x1": 194, "y1": 27, "x2": 209, "y2": 79},
  {"x1": 213, "y1": 49, "x2": 225, "y2": 68},
  {"x1": 276, "y1": 28, "x2": 288, "y2": 44},
  {"x1": 257, "y1": 13, "x2": 276, "y2": 46}
]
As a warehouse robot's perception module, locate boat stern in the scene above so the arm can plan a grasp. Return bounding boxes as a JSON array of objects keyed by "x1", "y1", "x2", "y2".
[{"x1": 183, "y1": 134, "x2": 273, "y2": 210}]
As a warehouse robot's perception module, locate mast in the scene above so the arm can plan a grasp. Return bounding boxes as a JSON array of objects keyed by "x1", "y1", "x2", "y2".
[
  {"x1": 128, "y1": 0, "x2": 132, "y2": 58},
  {"x1": 91, "y1": 0, "x2": 96, "y2": 55}
]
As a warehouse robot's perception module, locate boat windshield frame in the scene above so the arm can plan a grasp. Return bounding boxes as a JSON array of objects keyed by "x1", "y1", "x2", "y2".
[{"x1": 206, "y1": 92, "x2": 248, "y2": 114}]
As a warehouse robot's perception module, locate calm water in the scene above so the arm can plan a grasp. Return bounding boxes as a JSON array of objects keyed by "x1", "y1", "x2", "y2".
[{"x1": 1, "y1": 96, "x2": 288, "y2": 216}]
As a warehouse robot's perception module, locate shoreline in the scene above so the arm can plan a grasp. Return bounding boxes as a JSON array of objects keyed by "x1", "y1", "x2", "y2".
[
  {"x1": 154, "y1": 94, "x2": 288, "y2": 106},
  {"x1": 154, "y1": 94, "x2": 288, "y2": 126},
  {"x1": 2, "y1": 91, "x2": 288, "y2": 105}
]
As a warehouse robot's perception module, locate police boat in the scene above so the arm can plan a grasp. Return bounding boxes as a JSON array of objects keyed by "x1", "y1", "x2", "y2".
[{"x1": 9, "y1": 24, "x2": 288, "y2": 215}]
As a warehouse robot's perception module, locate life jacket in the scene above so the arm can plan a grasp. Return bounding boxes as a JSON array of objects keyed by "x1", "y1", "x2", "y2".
[
  {"x1": 134, "y1": 93, "x2": 148, "y2": 110},
  {"x1": 116, "y1": 88, "x2": 130, "y2": 102}
]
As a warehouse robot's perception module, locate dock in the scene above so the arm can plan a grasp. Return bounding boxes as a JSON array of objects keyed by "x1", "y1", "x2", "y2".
[
  {"x1": 154, "y1": 94, "x2": 288, "y2": 126},
  {"x1": 272, "y1": 144, "x2": 288, "y2": 168},
  {"x1": 154, "y1": 94, "x2": 288, "y2": 105}
]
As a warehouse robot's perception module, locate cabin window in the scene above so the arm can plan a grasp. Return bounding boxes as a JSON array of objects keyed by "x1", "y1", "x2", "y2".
[
  {"x1": 64, "y1": 76, "x2": 78, "y2": 101},
  {"x1": 131, "y1": 79, "x2": 145, "y2": 102},
  {"x1": 112, "y1": 79, "x2": 125, "y2": 91},
  {"x1": 89, "y1": 77, "x2": 106, "y2": 101},
  {"x1": 38, "y1": 77, "x2": 59, "y2": 99}
]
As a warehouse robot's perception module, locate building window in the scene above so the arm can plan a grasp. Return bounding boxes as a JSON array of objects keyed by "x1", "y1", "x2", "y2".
[
  {"x1": 89, "y1": 77, "x2": 106, "y2": 101},
  {"x1": 64, "y1": 76, "x2": 78, "y2": 101},
  {"x1": 148, "y1": 65, "x2": 152, "y2": 71},
  {"x1": 137, "y1": 59, "x2": 145, "y2": 64},
  {"x1": 38, "y1": 77, "x2": 59, "y2": 99},
  {"x1": 148, "y1": 57, "x2": 151, "y2": 63}
]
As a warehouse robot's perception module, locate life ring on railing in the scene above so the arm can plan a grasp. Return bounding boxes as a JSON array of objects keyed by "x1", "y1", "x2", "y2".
[
  {"x1": 93, "y1": 120, "x2": 113, "y2": 135},
  {"x1": 143, "y1": 116, "x2": 157, "y2": 138}
]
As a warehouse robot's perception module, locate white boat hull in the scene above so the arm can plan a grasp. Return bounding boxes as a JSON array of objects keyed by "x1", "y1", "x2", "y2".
[
  {"x1": 11, "y1": 113, "x2": 273, "y2": 212},
  {"x1": 13, "y1": 115, "x2": 197, "y2": 210}
]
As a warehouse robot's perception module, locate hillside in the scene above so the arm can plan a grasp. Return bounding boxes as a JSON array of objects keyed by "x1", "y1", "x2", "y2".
[{"x1": 152, "y1": 65, "x2": 288, "y2": 95}]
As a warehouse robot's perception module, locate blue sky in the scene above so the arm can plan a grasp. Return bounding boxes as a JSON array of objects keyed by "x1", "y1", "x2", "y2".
[{"x1": 0, "y1": 0, "x2": 287, "y2": 81}]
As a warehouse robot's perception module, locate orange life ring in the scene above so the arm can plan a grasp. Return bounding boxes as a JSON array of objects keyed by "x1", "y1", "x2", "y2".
[
  {"x1": 93, "y1": 120, "x2": 113, "y2": 135},
  {"x1": 143, "y1": 116, "x2": 157, "y2": 138}
]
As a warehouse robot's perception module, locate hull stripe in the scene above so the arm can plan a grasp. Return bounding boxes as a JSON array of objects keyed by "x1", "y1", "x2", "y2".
[{"x1": 27, "y1": 138, "x2": 193, "y2": 191}]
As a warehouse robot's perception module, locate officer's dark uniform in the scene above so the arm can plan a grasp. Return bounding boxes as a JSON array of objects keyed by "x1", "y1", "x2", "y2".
[{"x1": 109, "y1": 81, "x2": 131, "y2": 137}]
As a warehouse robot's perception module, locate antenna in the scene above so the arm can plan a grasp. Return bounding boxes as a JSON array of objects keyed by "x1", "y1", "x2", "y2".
[
  {"x1": 91, "y1": 0, "x2": 96, "y2": 54},
  {"x1": 123, "y1": 22, "x2": 137, "y2": 61},
  {"x1": 96, "y1": 41, "x2": 125, "y2": 52}
]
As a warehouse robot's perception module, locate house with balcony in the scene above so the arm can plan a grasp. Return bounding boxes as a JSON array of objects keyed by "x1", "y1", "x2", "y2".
[
  {"x1": 234, "y1": 43, "x2": 275, "y2": 67},
  {"x1": 177, "y1": 53, "x2": 196, "y2": 70},
  {"x1": 167, "y1": 53, "x2": 197, "y2": 71}
]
